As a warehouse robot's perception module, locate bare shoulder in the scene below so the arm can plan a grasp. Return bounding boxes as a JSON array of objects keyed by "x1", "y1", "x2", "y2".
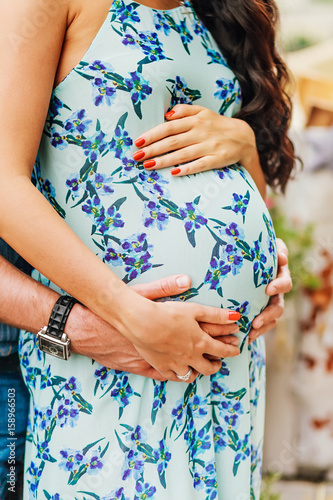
[{"x1": 0, "y1": 0, "x2": 73, "y2": 175}]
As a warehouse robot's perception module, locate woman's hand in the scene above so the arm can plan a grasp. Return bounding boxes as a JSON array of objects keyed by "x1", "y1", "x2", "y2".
[
  {"x1": 70, "y1": 273, "x2": 240, "y2": 383},
  {"x1": 116, "y1": 287, "x2": 241, "y2": 382},
  {"x1": 248, "y1": 238, "x2": 292, "y2": 344},
  {"x1": 133, "y1": 104, "x2": 266, "y2": 197}
]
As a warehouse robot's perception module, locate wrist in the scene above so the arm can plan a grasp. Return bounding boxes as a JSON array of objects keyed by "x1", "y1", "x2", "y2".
[
  {"x1": 65, "y1": 303, "x2": 108, "y2": 355},
  {"x1": 93, "y1": 282, "x2": 155, "y2": 342},
  {"x1": 114, "y1": 290, "x2": 158, "y2": 347},
  {"x1": 236, "y1": 119, "x2": 258, "y2": 169}
]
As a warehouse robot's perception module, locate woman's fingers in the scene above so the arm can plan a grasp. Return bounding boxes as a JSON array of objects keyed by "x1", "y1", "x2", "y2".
[
  {"x1": 203, "y1": 336, "x2": 240, "y2": 361},
  {"x1": 172, "y1": 366, "x2": 199, "y2": 384},
  {"x1": 193, "y1": 304, "x2": 241, "y2": 324},
  {"x1": 199, "y1": 322, "x2": 240, "y2": 337},
  {"x1": 217, "y1": 335, "x2": 239, "y2": 346},
  {"x1": 143, "y1": 143, "x2": 204, "y2": 171},
  {"x1": 276, "y1": 237, "x2": 289, "y2": 259},
  {"x1": 248, "y1": 320, "x2": 277, "y2": 344},
  {"x1": 251, "y1": 294, "x2": 284, "y2": 330},
  {"x1": 165, "y1": 104, "x2": 205, "y2": 119},
  {"x1": 266, "y1": 239, "x2": 292, "y2": 296},
  {"x1": 134, "y1": 115, "x2": 192, "y2": 149},
  {"x1": 168, "y1": 156, "x2": 216, "y2": 176},
  {"x1": 134, "y1": 104, "x2": 203, "y2": 148},
  {"x1": 266, "y1": 260, "x2": 292, "y2": 296},
  {"x1": 266, "y1": 276, "x2": 292, "y2": 296}
]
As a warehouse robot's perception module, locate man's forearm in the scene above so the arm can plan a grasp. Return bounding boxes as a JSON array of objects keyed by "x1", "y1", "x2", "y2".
[
  {"x1": 0, "y1": 254, "x2": 120, "y2": 359},
  {"x1": 0, "y1": 255, "x2": 59, "y2": 333},
  {"x1": 0, "y1": 254, "x2": 162, "y2": 378}
]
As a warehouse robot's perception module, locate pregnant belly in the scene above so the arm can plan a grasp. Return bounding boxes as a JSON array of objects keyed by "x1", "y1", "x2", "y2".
[
  {"x1": 41, "y1": 164, "x2": 277, "y2": 330},
  {"x1": 102, "y1": 164, "x2": 277, "y2": 328}
]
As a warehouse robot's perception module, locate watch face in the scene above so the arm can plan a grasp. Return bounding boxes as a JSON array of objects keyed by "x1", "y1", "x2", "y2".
[
  {"x1": 37, "y1": 331, "x2": 70, "y2": 360},
  {"x1": 40, "y1": 337, "x2": 65, "y2": 358}
]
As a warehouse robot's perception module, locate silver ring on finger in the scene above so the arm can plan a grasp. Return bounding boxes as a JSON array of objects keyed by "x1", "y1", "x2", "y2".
[{"x1": 175, "y1": 367, "x2": 192, "y2": 381}]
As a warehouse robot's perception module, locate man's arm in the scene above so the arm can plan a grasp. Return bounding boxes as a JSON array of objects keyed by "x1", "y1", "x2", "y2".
[
  {"x1": 0, "y1": 255, "x2": 58, "y2": 333},
  {"x1": 0, "y1": 256, "x2": 193, "y2": 379}
]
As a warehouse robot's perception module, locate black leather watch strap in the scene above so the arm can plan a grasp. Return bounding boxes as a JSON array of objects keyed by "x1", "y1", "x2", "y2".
[{"x1": 46, "y1": 295, "x2": 80, "y2": 339}]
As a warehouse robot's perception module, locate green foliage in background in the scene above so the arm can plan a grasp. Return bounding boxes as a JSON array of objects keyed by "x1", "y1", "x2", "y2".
[
  {"x1": 285, "y1": 35, "x2": 316, "y2": 52},
  {"x1": 269, "y1": 199, "x2": 322, "y2": 298},
  {"x1": 260, "y1": 473, "x2": 282, "y2": 500}
]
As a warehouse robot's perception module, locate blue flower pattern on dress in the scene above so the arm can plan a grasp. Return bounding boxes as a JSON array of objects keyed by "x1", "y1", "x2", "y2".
[{"x1": 20, "y1": 1, "x2": 277, "y2": 499}]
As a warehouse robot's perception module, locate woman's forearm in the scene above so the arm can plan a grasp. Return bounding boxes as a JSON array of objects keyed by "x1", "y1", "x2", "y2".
[
  {"x1": 0, "y1": 176, "x2": 145, "y2": 333},
  {"x1": 236, "y1": 119, "x2": 267, "y2": 199},
  {"x1": 242, "y1": 149, "x2": 267, "y2": 199}
]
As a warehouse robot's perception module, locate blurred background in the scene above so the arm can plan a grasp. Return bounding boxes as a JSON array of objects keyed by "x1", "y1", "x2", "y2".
[{"x1": 262, "y1": 0, "x2": 333, "y2": 499}]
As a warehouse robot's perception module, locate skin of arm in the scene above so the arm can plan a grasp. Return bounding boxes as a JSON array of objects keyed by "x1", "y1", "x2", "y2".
[
  {"x1": 0, "y1": 0, "x2": 245, "y2": 381},
  {"x1": 0, "y1": 255, "x2": 242, "y2": 382},
  {"x1": 0, "y1": 238, "x2": 291, "y2": 376}
]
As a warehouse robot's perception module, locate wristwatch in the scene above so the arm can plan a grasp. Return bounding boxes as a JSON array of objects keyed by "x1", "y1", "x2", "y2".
[{"x1": 37, "y1": 295, "x2": 80, "y2": 360}]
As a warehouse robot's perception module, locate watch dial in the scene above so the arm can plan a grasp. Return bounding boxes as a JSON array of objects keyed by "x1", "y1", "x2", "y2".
[{"x1": 40, "y1": 338, "x2": 65, "y2": 359}]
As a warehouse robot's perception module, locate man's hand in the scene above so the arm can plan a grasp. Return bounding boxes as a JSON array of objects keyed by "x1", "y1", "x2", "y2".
[
  {"x1": 69, "y1": 274, "x2": 240, "y2": 380},
  {"x1": 248, "y1": 238, "x2": 292, "y2": 344}
]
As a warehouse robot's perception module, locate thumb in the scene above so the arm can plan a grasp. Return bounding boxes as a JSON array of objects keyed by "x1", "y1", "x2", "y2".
[{"x1": 131, "y1": 274, "x2": 191, "y2": 300}]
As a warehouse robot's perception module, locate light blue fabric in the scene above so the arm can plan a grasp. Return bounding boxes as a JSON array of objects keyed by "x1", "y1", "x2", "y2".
[{"x1": 20, "y1": 1, "x2": 277, "y2": 498}]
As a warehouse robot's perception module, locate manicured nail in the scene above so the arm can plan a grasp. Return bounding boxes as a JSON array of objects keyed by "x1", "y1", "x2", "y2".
[
  {"x1": 176, "y1": 275, "x2": 190, "y2": 289},
  {"x1": 133, "y1": 150, "x2": 145, "y2": 161},
  {"x1": 165, "y1": 110, "x2": 175, "y2": 119},
  {"x1": 171, "y1": 168, "x2": 181, "y2": 176},
  {"x1": 228, "y1": 311, "x2": 241, "y2": 321},
  {"x1": 143, "y1": 160, "x2": 156, "y2": 169},
  {"x1": 135, "y1": 137, "x2": 146, "y2": 148}
]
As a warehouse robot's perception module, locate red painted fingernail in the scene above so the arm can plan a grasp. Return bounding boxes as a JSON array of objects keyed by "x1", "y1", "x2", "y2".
[
  {"x1": 143, "y1": 160, "x2": 156, "y2": 169},
  {"x1": 228, "y1": 311, "x2": 241, "y2": 321},
  {"x1": 165, "y1": 110, "x2": 175, "y2": 119},
  {"x1": 135, "y1": 137, "x2": 145, "y2": 148},
  {"x1": 171, "y1": 168, "x2": 181, "y2": 176},
  {"x1": 133, "y1": 150, "x2": 145, "y2": 161}
]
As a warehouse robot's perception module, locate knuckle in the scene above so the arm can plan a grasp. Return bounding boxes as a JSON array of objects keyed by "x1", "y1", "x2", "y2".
[
  {"x1": 201, "y1": 366, "x2": 214, "y2": 377},
  {"x1": 177, "y1": 148, "x2": 189, "y2": 163},
  {"x1": 168, "y1": 136, "x2": 180, "y2": 150},
  {"x1": 165, "y1": 122, "x2": 175, "y2": 135},
  {"x1": 195, "y1": 338, "x2": 208, "y2": 353},
  {"x1": 194, "y1": 303, "x2": 205, "y2": 318},
  {"x1": 196, "y1": 114, "x2": 206, "y2": 127},
  {"x1": 159, "y1": 278, "x2": 172, "y2": 295},
  {"x1": 195, "y1": 158, "x2": 208, "y2": 171}
]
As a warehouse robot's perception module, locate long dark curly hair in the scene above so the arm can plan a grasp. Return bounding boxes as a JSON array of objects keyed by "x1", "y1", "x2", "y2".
[{"x1": 192, "y1": 0, "x2": 296, "y2": 192}]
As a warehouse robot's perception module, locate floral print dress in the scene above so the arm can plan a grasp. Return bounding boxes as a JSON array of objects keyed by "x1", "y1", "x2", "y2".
[{"x1": 19, "y1": 1, "x2": 277, "y2": 499}]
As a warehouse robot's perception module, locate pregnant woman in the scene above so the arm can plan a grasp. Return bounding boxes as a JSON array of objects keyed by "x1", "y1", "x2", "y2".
[{"x1": 0, "y1": 0, "x2": 295, "y2": 498}]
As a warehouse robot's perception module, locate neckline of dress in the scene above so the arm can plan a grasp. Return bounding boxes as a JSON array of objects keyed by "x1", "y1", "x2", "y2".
[{"x1": 120, "y1": 0, "x2": 192, "y2": 14}]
